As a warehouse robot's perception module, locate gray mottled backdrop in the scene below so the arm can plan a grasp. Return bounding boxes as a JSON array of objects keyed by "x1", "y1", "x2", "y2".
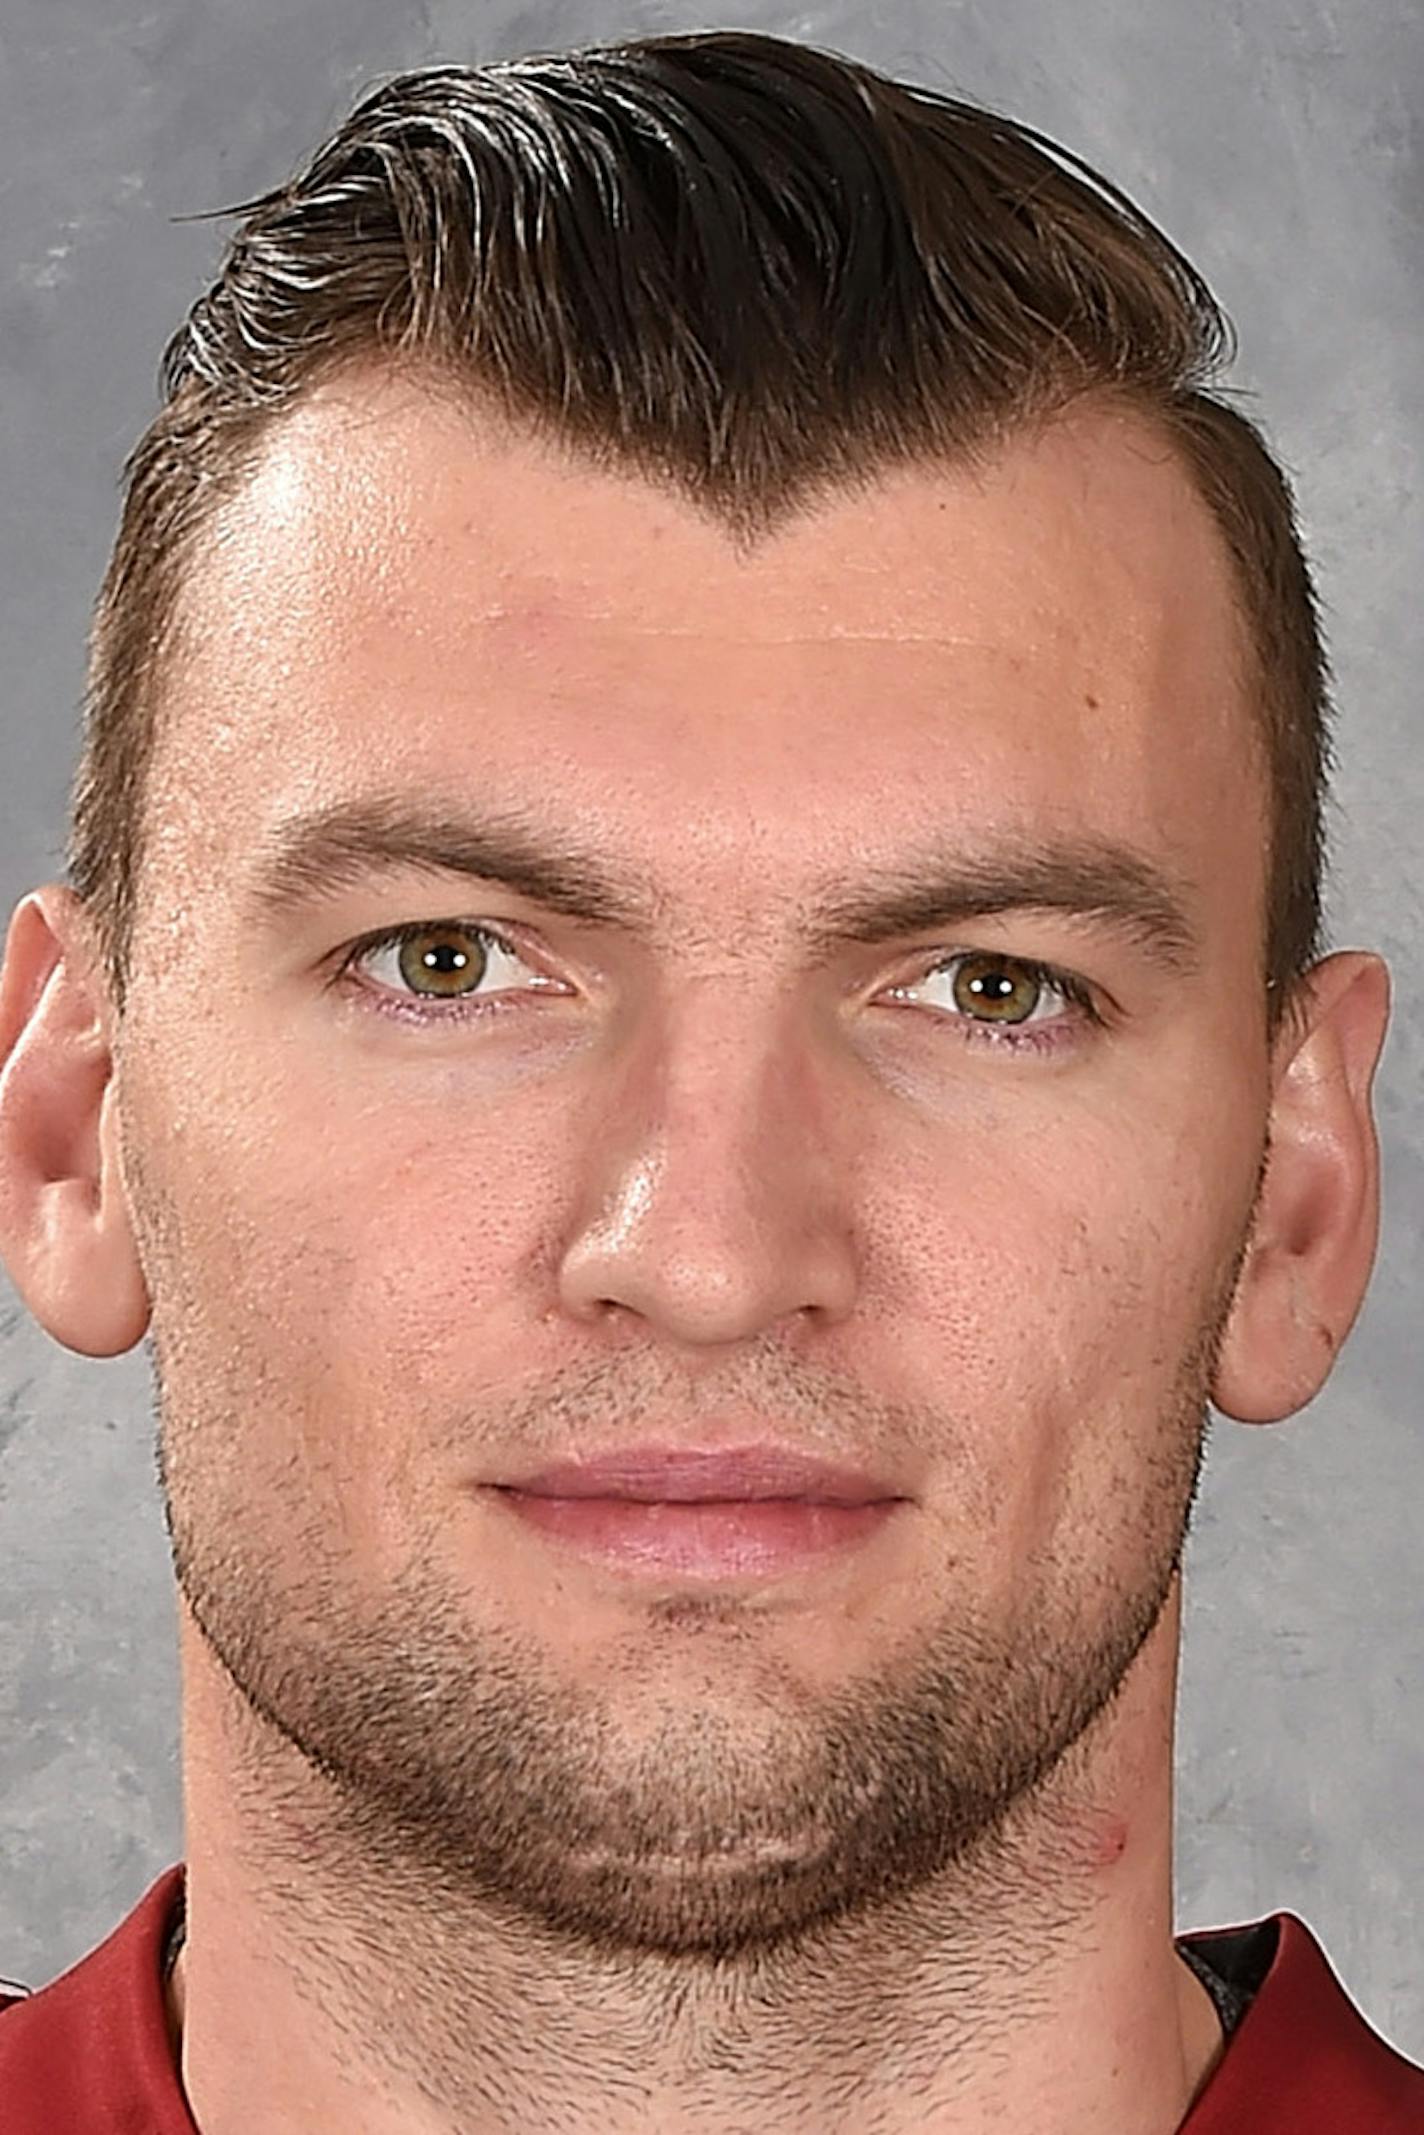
[{"x1": 1, "y1": 0, "x2": 1420, "y2": 2057}]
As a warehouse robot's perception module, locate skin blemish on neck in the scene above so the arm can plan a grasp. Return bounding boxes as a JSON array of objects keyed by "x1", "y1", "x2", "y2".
[{"x1": 1053, "y1": 1800, "x2": 1132, "y2": 1876}]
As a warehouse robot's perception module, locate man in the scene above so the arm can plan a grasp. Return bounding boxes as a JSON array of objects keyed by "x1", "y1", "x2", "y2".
[{"x1": 0, "y1": 24, "x2": 1415, "y2": 2132}]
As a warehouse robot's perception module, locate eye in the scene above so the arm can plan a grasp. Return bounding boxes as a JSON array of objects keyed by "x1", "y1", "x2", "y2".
[
  {"x1": 336, "y1": 919, "x2": 560, "y2": 1022},
  {"x1": 333, "y1": 921, "x2": 1101, "y2": 1055},
  {"x1": 885, "y1": 949, "x2": 1100, "y2": 1052}
]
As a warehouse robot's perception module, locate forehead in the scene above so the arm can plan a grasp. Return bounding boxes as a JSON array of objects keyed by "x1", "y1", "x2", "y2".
[{"x1": 154, "y1": 367, "x2": 1262, "y2": 912}]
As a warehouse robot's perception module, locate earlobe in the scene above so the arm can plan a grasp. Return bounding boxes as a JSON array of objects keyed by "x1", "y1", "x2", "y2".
[
  {"x1": 1212, "y1": 951, "x2": 1391, "y2": 1425},
  {"x1": 0, "y1": 884, "x2": 150, "y2": 1356}
]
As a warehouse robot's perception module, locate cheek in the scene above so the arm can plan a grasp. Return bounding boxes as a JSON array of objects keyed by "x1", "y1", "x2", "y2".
[
  {"x1": 137, "y1": 1066, "x2": 564, "y2": 1536},
  {"x1": 131, "y1": 992, "x2": 1255, "y2": 1600},
  {"x1": 866, "y1": 1088, "x2": 1249, "y2": 1497},
  {"x1": 145, "y1": 1025, "x2": 1242, "y2": 1402},
  {"x1": 134, "y1": 1016, "x2": 550, "y2": 1332}
]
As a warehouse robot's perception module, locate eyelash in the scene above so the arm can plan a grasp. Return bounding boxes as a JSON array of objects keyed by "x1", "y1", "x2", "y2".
[{"x1": 332, "y1": 919, "x2": 1105, "y2": 1057}]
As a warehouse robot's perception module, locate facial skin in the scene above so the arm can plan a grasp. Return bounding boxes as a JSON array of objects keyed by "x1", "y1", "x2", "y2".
[{"x1": 0, "y1": 368, "x2": 1388, "y2": 2134}]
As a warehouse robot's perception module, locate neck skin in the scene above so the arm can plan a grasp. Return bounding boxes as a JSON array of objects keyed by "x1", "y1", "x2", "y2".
[{"x1": 165, "y1": 1580, "x2": 1227, "y2": 2135}]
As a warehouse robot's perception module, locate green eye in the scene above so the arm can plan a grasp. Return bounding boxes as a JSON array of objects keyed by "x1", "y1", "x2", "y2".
[
  {"x1": 950, "y1": 953, "x2": 1048, "y2": 1024},
  {"x1": 336, "y1": 920, "x2": 1099, "y2": 1054},
  {"x1": 338, "y1": 919, "x2": 550, "y2": 1025},
  {"x1": 885, "y1": 947, "x2": 1100, "y2": 1054},
  {"x1": 393, "y1": 923, "x2": 490, "y2": 997}
]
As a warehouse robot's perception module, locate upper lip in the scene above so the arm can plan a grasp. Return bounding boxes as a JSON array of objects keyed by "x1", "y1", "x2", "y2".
[{"x1": 495, "y1": 1444, "x2": 906, "y2": 1504}]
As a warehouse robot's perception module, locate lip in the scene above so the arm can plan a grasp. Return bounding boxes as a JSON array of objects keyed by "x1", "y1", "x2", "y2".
[
  {"x1": 490, "y1": 1492, "x2": 902, "y2": 1580},
  {"x1": 493, "y1": 1443, "x2": 906, "y2": 1505}
]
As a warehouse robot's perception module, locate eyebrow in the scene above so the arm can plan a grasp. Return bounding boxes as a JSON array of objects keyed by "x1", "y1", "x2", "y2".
[{"x1": 244, "y1": 795, "x2": 1202, "y2": 976}]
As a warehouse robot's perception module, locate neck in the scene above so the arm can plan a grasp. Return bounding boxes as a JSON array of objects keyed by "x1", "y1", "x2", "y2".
[{"x1": 167, "y1": 1585, "x2": 1225, "y2": 2135}]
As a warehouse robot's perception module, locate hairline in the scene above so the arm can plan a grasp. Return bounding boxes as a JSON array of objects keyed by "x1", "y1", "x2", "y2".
[{"x1": 126, "y1": 353, "x2": 1276, "y2": 1005}]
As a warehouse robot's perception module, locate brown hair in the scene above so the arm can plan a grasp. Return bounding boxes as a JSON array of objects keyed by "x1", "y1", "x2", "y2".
[{"x1": 67, "y1": 28, "x2": 1332, "y2": 1034}]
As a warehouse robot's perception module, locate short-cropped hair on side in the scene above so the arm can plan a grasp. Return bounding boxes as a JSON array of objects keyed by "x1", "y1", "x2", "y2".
[{"x1": 67, "y1": 29, "x2": 1332, "y2": 1038}]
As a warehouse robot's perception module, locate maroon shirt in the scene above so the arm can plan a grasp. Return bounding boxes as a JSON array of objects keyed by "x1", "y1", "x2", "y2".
[{"x1": 3, "y1": 1866, "x2": 1422, "y2": 2129}]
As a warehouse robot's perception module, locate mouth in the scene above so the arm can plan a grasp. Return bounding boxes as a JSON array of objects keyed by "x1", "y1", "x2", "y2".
[
  {"x1": 495, "y1": 1441, "x2": 907, "y2": 1507},
  {"x1": 485, "y1": 1442, "x2": 908, "y2": 1580}
]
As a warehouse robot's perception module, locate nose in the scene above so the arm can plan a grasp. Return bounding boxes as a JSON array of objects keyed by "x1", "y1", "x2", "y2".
[{"x1": 555, "y1": 990, "x2": 860, "y2": 1351}]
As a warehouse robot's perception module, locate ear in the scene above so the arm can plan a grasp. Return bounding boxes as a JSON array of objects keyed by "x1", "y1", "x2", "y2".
[
  {"x1": 1213, "y1": 950, "x2": 1390, "y2": 1424},
  {"x1": 0, "y1": 883, "x2": 150, "y2": 1356}
]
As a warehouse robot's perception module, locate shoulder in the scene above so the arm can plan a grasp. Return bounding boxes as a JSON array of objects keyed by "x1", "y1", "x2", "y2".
[
  {"x1": 1180, "y1": 1911, "x2": 1424, "y2": 2133},
  {"x1": 0, "y1": 1867, "x2": 191, "y2": 2133}
]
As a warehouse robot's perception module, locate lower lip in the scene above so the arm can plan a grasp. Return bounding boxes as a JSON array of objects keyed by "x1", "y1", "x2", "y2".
[{"x1": 490, "y1": 1491, "x2": 901, "y2": 1578}]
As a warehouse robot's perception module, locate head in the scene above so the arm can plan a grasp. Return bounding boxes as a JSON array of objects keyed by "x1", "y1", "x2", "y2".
[{"x1": 0, "y1": 29, "x2": 1387, "y2": 1972}]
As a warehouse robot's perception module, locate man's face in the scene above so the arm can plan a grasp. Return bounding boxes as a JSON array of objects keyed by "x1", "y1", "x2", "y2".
[{"x1": 116, "y1": 371, "x2": 1269, "y2": 1958}]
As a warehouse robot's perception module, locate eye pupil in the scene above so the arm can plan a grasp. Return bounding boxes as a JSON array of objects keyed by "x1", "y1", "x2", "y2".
[
  {"x1": 951, "y1": 953, "x2": 1041, "y2": 1023},
  {"x1": 397, "y1": 927, "x2": 485, "y2": 996}
]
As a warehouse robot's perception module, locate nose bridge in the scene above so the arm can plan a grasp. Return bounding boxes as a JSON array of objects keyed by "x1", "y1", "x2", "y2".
[{"x1": 555, "y1": 972, "x2": 860, "y2": 1346}]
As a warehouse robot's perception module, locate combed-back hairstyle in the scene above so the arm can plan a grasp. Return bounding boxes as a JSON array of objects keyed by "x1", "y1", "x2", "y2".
[{"x1": 68, "y1": 28, "x2": 1331, "y2": 1034}]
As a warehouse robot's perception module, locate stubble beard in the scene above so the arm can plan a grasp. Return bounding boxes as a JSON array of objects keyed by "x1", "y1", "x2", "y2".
[{"x1": 156, "y1": 1294, "x2": 1230, "y2": 1982}]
